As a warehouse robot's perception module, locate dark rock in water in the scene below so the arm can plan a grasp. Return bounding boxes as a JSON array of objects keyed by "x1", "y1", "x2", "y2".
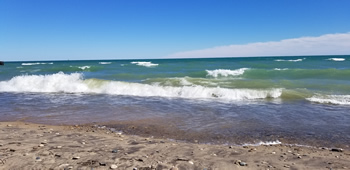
[
  {"x1": 331, "y1": 148, "x2": 343, "y2": 152},
  {"x1": 0, "y1": 61, "x2": 4, "y2": 65}
]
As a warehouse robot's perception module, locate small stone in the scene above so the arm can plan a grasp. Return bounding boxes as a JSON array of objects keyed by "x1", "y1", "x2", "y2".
[
  {"x1": 271, "y1": 152, "x2": 276, "y2": 154},
  {"x1": 58, "y1": 164, "x2": 70, "y2": 168},
  {"x1": 112, "y1": 149, "x2": 118, "y2": 153},
  {"x1": 284, "y1": 165, "x2": 290, "y2": 168},
  {"x1": 55, "y1": 133, "x2": 60, "y2": 135},
  {"x1": 56, "y1": 146, "x2": 62, "y2": 149},
  {"x1": 39, "y1": 144, "x2": 44, "y2": 147},
  {"x1": 7, "y1": 124, "x2": 12, "y2": 127},
  {"x1": 243, "y1": 145, "x2": 249, "y2": 148},
  {"x1": 82, "y1": 142, "x2": 86, "y2": 145},
  {"x1": 331, "y1": 148, "x2": 343, "y2": 152},
  {"x1": 55, "y1": 154, "x2": 61, "y2": 157},
  {"x1": 72, "y1": 156, "x2": 80, "y2": 160},
  {"x1": 188, "y1": 161, "x2": 194, "y2": 165},
  {"x1": 298, "y1": 156, "x2": 302, "y2": 159},
  {"x1": 36, "y1": 157, "x2": 41, "y2": 160},
  {"x1": 23, "y1": 153, "x2": 29, "y2": 156},
  {"x1": 110, "y1": 164, "x2": 118, "y2": 169},
  {"x1": 239, "y1": 162, "x2": 247, "y2": 166},
  {"x1": 99, "y1": 162, "x2": 106, "y2": 166},
  {"x1": 229, "y1": 146, "x2": 233, "y2": 149},
  {"x1": 133, "y1": 168, "x2": 138, "y2": 170},
  {"x1": 9, "y1": 149, "x2": 15, "y2": 152}
]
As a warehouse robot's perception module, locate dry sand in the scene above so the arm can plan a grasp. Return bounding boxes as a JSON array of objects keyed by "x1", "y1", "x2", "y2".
[{"x1": 0, "y1": 121, "x2": 349, "y2": 170}]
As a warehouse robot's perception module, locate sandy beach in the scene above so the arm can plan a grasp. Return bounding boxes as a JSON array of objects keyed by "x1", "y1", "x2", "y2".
[{"x1": 0, "y1": 121, "x2": 349, "y2": 170}]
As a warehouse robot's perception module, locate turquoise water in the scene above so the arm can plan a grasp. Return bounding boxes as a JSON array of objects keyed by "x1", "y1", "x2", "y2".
[{"x1": 0, "y1": 56, "x2": 350, "y2": 147}]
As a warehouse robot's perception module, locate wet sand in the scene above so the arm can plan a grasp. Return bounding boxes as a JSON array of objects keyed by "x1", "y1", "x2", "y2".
[{"x1": 0, "y1": 121, "x2": 349, "y2": 170}]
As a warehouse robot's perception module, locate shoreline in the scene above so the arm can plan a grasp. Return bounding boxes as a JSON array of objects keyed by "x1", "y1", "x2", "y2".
[{"x1": 1, "y1": 121, "x2": 349, "y2": 169}]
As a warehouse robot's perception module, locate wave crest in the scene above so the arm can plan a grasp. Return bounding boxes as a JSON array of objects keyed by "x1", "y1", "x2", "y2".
[
  {"x1": 307, "y1": 95, "x2": 350, "y2": 105},
  {"x1": 0, "y1": 72, "x2": 282, "y2": 101},
  {"x1": 131, "y1": 61, "x2": 158, "y2": 67},
  {"x1": 206, "y1": 68, "x2": 249, "y2": 77},
  {"x1": 327, "y1": 58, "x2": 345, "y2": 61}
]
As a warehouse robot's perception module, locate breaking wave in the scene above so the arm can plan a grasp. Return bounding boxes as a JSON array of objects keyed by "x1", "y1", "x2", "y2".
[
  {"x1": 206, "y1": 68, "x2": 249, "y2": 77},
  {"x1": 78, "y1": 66, "x2": 91, "y2": 70},
  {"x1": 99, "y1": 62, "x2": 112, "y2": 64},
  {"x1": 275, "y1": 58, "x2": 304, "y2": 62},
  {"x1": 0, "y1": 72, "x2": 282, "y2": 101},
  {"x1": 307, "y1": 95, "x2": 350, "y2": 105},
  {"x1": 327, "y1": 58, "x2": 345, "y2": 61},
  {"x1": 131, "y1": 61, "x2": 158, "y2": 67},
  {"x1": 22, "y1": 62, "x2": 53, "y2": 65}
]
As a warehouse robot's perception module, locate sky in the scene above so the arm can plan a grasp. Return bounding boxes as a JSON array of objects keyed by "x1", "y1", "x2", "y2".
[{"x1": 1, "y1": 0, "x2": 350, "y2": 61}]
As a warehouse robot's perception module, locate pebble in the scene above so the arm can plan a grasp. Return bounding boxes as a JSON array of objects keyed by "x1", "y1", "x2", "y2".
[
  {"x1": 188, "y1": 161, "x2": 194, "y2": 165},
  {"x1": 72, "y1": 156, "x2": 80, "y2": 160},
  {"x1": 99, "y1": 162, "x2": 106, "y2": 166},
  {"x1": 7, "y1": 124, "x2": 12, "y2": 127},
  {"x1": 239, "y1": 162, "x2": 248, "y2": 166},
  {"x1": 58, "y1": 164, "x2": 70, "y2": 168},
  {"x1": 56, "y1": 146, "x2": 62, "y2": 149},
  {"x1": 112, "y1": 149, "x2": 118, "y2": 153},
  {"x1": 38, "y1": 144, "x2": 44, "y2": 147},
  {"x1": 331, "y1": 148, "x2": 343, "y2": 152},
  {"x1": 298, "y1": 156, "x2": 302, "y2": 159},
  {"x1": 284, "y1": 165, "x2": 290, "y2": 168},
  {"x1": 110, "y1": 164, "x2": 118, "y2": 169}
]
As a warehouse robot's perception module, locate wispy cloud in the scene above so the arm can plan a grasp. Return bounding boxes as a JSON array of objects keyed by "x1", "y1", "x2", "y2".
[{"x1": 165, "y1": 32, "x2": 350, "y2": 58}]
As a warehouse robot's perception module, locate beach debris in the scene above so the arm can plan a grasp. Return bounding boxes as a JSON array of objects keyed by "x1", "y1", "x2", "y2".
[
  {"x1": 72, "y1": 156, "x2": 80, "y2": 160},
  {"x1": 110, "y1": 164, "x2": 118, "y2": 169},
  {"x1": 239, "y1": 161, "x2": 247, "y2": 166},
  {"x1": 330, "y1": 148, "x2": 343, "y2": 152},
  {"x1": 284, "y1": 165, "x2": 290, "y2": 168},
  {"x1": 248, "y1": 148, "x2": 257, "y2": 152}
]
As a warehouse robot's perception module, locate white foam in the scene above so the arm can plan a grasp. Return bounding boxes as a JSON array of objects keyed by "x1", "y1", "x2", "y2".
[
  {"x1": 22, "y1": 62, "x2": 53, "y2": 65},
  {"x1": 0, "y1": 72, "x2": 282, "y2": 101},
  {"x1": 275, "y1": 58, "x2": 304, "y2": 62},
  {"x1": 274, "y1": 68, "x2": 288, "y2": 71},
  {"x1": 307, "y1": 95, "x2": 350, "y2": 105},
  {"x1": 243, "y1": 140, "x2": 282, "y2": 146},
  {"x1": 78, "y1": 66, "x2": 91, "y2": 70},
  {"x1": 327, "y1": 58, "x2": 345, "y2": 61},
  {"x1": 131, "y1": 61, "x2": 158, "y2": 67},
  {"x1": 206, "y1": 68, "x2": 249, "y2": 77},
  {"x1": 99, "y1": 62, "x2": 112, "y2": 64}
]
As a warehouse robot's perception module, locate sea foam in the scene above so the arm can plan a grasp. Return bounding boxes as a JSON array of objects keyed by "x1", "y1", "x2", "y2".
[
  {"x1": 275, "y1": 58, "x2": 304, "y2": 62},
  {"x1": 327, "y1": 58, "x2": 345, "y2": 61},
  {"x1": 22, "y1": 62, "x2": 53, "y2": 65},
  {"x1": 0, "y1": 72, "x2": 282, "y2": 101},
  {"x1": 131, "y1": 61, "x2": 158, "y2": 67},
  {"x1": 78, "y1": 66, "x2": 91, "y2": 70},
  {"x1": 307, "y1": 95, "x2": 350, "y2": 105},
  {"x1": 206, "y1": 68, "x2": 249, "y2": 77},
  {"x1": 99, "y1": 62, "x2": 112, "y2": 64}
]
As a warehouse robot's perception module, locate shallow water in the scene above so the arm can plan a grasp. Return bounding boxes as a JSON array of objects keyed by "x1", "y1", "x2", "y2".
[{"x1": 0, "y1": 56, "x2": 350, "y2": 147}]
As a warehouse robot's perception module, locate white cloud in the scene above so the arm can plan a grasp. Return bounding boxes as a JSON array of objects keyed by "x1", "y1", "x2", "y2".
[{"x1": 165, "y1": 32, "x2": 350, "y2": 58}]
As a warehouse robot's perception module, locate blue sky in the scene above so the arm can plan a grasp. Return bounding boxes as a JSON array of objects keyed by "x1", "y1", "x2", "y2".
[{"x1": 1, "y1": 0, "x2": 350, "y2": 61}]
